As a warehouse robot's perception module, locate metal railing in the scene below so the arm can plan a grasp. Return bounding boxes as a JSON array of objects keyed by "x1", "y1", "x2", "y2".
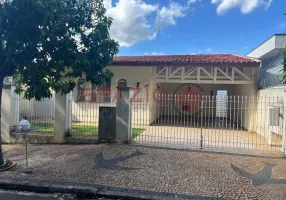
[
  {"x1": 70, "y1": 92, "x2": 116, "y2": 137},
  {"x1": 16, "y1": 95, "x2": 55, "y2": 135},
  {"x1": 131, "y1": 93, "x2": 284, "y2": 154}
]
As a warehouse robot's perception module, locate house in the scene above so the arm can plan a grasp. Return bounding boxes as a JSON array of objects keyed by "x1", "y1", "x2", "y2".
[
  {"x1": 247, "y1": 34, "x2": 286, "y2": 89},
  {"x1": 76, "y1": 54, "x2": 260, "y2": 99},
  {"x1": 73, "y1": 54, "x2": 260, "y2": 131},
  {"x1": 13, "y1": 34, "x2": 286, "y2": 153}
]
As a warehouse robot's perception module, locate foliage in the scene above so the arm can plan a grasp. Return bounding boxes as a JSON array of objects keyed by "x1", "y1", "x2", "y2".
[
  {"x1": 280, "y1": 49, "x2": 286, "y2": 84},
  {"x1": 0, "y1": 0, "x2": 118, "y2": 166},
  {"x1": 1, "y1": 0, "x2": 119, "y2": 100}
]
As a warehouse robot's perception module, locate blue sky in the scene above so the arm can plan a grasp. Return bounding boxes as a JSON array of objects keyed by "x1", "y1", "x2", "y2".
[{"x1": 104, "y1": 0, "x2": 286, "y2": 56}]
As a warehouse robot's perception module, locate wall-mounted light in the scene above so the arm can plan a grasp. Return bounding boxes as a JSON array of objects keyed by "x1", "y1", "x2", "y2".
[
  {"x1": 210, "y1": 90, "x2": 214, "y2": 97},
  {"x1": 136, "y1": 82, "x2": 140, "y2": 88}
]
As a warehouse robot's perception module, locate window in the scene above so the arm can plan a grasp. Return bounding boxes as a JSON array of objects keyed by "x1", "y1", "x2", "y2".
[
  {"x1": 92, "y1": 80, "x2": 111, "y2": 103},
  {"x1": 76, "y1": 78, "x2": 85, "y2": 102},
  {"x1": 216, "y1": 90, "x2": 228, "y2": 118},
  {"x1": 76, "y1": 79, "x2": 111, "y2": 103},
  {"x1": 117, "y1": 79, "x2": 127, "y2": 88}
]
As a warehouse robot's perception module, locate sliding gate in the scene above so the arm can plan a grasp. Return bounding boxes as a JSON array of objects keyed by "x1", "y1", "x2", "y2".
[{"x1": 132, "y1": 93, "x2": 285, "y2": 155}]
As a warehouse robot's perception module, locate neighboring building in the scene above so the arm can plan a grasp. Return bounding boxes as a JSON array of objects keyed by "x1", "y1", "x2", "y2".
[{"x1": 247, "y1": 34, "x2": 286, "y2": 89}]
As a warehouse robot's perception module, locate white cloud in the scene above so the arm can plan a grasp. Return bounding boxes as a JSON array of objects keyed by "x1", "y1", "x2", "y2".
[
  {"x1": 103, "y1": 0, "x2": 112, "y2": 9},
  {"x1": 211, "y1": 0, "x2": 272, "y2": 15},
  {"x1": 206, "y1": 47, "x2": 213, "y2": 53},
  {"x1": 144, "y1": 52, "x2": 165, "y2": 55},
  {"x1": 103, "y1": 0, "x2": 188, "y2": 47},
  {"x1": 158, "y1": 2, "x2": 188, "y2": 27},
  {"x1": 191, "y1": 47, "x2": 214, "y2": 54},
  {"x1": 104, "y1": 0, "x2": 157, "y2": 47},
  {"x1": 188, "y1": 0, "x2": 197, "y2": 4},
  {"x1": 277, "y1": 23, "x2": 286, "y2": 30}
]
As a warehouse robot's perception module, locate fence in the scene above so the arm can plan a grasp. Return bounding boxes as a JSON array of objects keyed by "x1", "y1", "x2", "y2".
[
  {"x1": 70, "y1": 92, "x2": 115, "y2": 137},
  {"x1": 16, "y1": 95, "x2": 55, "y2": 135},
  {"x1": 132, "y1": 93, "x2": 285, "y2": 154},
  {"x1": 11, "y1": 90, "x2": 286, "y2": 155}
]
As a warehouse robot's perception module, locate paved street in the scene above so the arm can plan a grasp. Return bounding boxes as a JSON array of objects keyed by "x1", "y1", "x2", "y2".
[
  {"x1": 0, "y1": 189, "x2": 113, "y2": 200},
  {"x1": 1, "y1": 144, "x2": 286, "y2": 199},
  {"x1": 0, "y1": 190, "x2": 71, "y2": 200}
]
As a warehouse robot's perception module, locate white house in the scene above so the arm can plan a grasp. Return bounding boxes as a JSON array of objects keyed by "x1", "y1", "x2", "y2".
[
  {"x1": 12, "y1": 34, "x2": 286, "y2": 154},
  {"x1": 71, "y1": 54, "x2": 260, "y2": 131},
  {"x1": 247, "y1": 34, "x2": 286, "y2": 89}
]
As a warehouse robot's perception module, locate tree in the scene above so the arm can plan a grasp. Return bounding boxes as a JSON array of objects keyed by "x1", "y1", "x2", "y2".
[{"x1": 0, "y1": 0, "x2": 119, "y2": 167}]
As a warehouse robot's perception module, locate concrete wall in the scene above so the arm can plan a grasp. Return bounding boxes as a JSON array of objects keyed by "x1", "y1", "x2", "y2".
[
  {"x1": 18, "y1": 95, "x2": 55, "y2": 120},
  {"x1": 71, "y1": 66, "x2": 156, "y2": 128},
  {"x1": 157, "y1": 82, "x2": 253, "y2": 118},
  {"x1": 254, "y1": 86, "x2": 285, "y2": 143}
]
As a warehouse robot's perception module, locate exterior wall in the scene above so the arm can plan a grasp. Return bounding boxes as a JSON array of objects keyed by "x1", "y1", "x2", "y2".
[
  {"x1": 156, "y1": 83, "x2": 255, "y2": 123},
  {"x1": 247, "y1": 36, "x2": 276, "y2": 58},
  {"x1": 254, "y1": 86, "x2": 285, "y2": 142},
  {"x1": 71, "y1": 66, "x2": 156, "y2": 128},
  {"x1": 232, "y1": 84, "x2": 256, "y2": 132},
  {"x1": 19, "y1": 95, "x2": 55, "y2": 119}
]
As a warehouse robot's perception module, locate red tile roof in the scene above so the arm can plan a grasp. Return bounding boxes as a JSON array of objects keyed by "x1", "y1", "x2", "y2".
[{"x1": 112, "y1": 54, "x2": 260, "y2": 67}]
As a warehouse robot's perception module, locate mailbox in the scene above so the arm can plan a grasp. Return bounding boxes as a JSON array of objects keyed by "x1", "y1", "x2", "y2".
[{"x1": 98, "y1": 107, "x2": 116, "y2": 141}]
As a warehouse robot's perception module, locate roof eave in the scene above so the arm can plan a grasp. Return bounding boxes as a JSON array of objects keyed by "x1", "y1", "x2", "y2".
[{"x1": 110, "y1": 62, "x2": 260, "y2": 68}]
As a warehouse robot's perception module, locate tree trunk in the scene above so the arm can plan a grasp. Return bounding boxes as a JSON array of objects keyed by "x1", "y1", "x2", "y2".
[{"x1": 0, "y1": 79, "x2": 4, "y2": 166}]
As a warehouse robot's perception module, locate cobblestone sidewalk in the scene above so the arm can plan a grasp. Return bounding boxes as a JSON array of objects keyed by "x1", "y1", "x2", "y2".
[{"x1": 1, "y1": 144, "x2": 286, "y2": 199}]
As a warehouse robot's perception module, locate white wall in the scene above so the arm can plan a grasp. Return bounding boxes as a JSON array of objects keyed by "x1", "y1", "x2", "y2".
[
  {"x1": 154, "y1": 83, "x2": 255, "y2": 122},
  {"x1": 254, "y1": 87, "x2": 285, "y2": 142},
  {"x1": 71, "y1": 66, "x2": 157, "y2": 127},
  {"x1": 18, "y1": 95, "x2": 55, "y2": 120}
]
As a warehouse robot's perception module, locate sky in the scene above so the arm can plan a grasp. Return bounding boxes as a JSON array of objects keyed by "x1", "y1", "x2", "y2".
[{"x1": 103, "y1": 0, "x2": 286, "y2": 56}]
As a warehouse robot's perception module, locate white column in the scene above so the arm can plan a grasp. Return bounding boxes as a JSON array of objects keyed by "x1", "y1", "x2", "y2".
[
  {"x1": 65, "y1": 91, "x2": 72, "y2": 136},
  {"x1": 116, "y1": 88, "x2": 132, "y2": 143},
  {"x1": 1, "y1": 85, "x2": 18, "y2": 143},
  {"x1": 54, "y1": 93, "x2": 67, "y2": 143},
  {"x1": 282, "y1": 90, "x2": 286, "y2": 155}
]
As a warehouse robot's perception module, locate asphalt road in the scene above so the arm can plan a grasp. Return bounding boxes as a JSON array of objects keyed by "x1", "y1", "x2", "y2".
[
  {"x1": 0, "y1": 190, "x2": 113, "y2": 200},
  {"x1": 0, "y1": 190, "x2": 73, "y2": 200}
]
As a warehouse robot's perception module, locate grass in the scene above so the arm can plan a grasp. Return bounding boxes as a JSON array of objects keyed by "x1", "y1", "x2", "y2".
[
  {"x1": 132, "y1": 128, "x2": 145, "y2": 139},
  {"x1": 35, "y1": 122, "x2": 145, "y2": 139}
]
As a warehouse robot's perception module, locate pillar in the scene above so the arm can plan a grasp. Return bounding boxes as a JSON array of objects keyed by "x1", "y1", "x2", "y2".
[
  {"x1": 65, "y1": 92, "x2": 72, "y2": 136},
  {"x1": 282, "y1": 90, "x2": 286, "y2": 155},
  {"x1": 116, "y1": 88, "x2": 132, "y2": 143},
  {"x1": 54, "y1": 93, "x2": 70, "y2": 143},
  {"x1": 1, "y1": 84, "x2": 18, "y2": 143}
]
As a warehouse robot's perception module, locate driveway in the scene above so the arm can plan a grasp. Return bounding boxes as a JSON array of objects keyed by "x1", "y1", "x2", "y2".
[{"x1": 134, "y1": 126, "x2": 282, "y2": 155}]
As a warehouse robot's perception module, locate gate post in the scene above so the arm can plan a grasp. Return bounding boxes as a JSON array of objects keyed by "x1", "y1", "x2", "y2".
[
  {"x1": 65, "y1": 91, "x2": 72, "y2": 136},
  {"x1": 1, "y1": 80, "x2": 18, "y2": 143},
  {"x1": 116, "y1": 87, "x2": 132, "y2": 143},
  {"x1": 282, "y1": 90, "x2": 286, "y2": 155},
  {"x1": 54, "y1": 93, "x2": 69, "y2": 143},
  {"x1": 200, "y1": 97, "x2": 204, "y2": 149}
]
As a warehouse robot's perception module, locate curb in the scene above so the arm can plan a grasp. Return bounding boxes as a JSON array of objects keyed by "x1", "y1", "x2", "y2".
[
  {"x1": 0, "y1": 181, "x2": 98, "y2": 197},
  {"x1": 0, "y1": 181, "x2": 188, "y2": 200}
]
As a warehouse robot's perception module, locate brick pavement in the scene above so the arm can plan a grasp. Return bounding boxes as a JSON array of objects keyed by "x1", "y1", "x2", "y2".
[{"x1": 1, "y1": 144, "x2": 286, "y2": 199}]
